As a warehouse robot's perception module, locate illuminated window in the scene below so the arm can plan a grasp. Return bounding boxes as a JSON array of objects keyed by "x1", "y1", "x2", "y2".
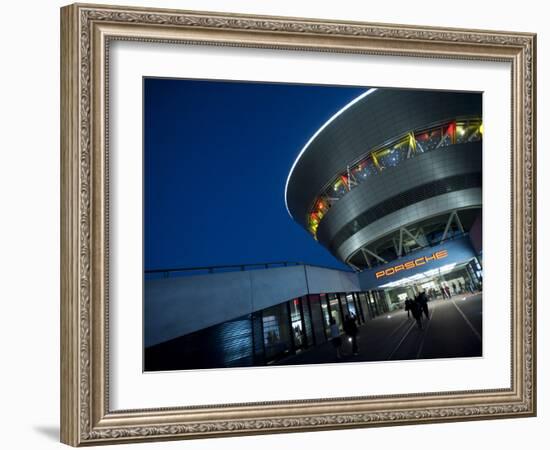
[
  {"x1": 456, "y1": 120, "x2": 482, "y2": 144},
  {"x1": 374, "y1": 136, "x2": 409, "y2": 169},
  {"x1": 330, "y1": 176, "x2": 348, "y2": 199},
  {"x1": 306, "y1": 118, "x2": 482, "y2": 238},
  {"x1": 350, "y1": 156, "x2": 378, "y2": 181},
  {"x1": 415, "y1": 127, "x2": 442, "y2": 152},
  {"x1": 308, "y1": 213, "x2": 320, "y2": 236}
]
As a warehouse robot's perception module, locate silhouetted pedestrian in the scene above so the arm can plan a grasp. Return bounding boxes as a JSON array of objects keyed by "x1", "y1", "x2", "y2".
[
  {"x1": 343, "y1": 315, "x2": 359, "y2": 355},
  {"x1": 405, "y1": 298, "x2": 413, "y2": 319},
  {"x1": 417, "y1": 291, "x2": 430, "y2": 320},
  {"x1": 329, "y1": 317, "x2": 342, "y2": 359},
  {"x1": 411, "y1": 296, "x2": 423, "y2": 330}
]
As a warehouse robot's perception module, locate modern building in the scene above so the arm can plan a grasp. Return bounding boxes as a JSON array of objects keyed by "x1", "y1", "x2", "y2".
[
  {"x1": 285, "y1": 87, "x2": 483, "y2": 304},
  {"x1": 145, "y1": 88, "x2": 484, "y2": 371}
]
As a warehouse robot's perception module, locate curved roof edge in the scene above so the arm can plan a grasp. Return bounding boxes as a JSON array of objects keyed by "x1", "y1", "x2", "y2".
[{"x1": 283, "y1": 87, "x2": 378, "y2": 220}]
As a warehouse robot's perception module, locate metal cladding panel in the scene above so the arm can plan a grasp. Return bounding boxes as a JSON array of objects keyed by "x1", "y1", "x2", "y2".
[
  {"x1": 145, "y1": 264, "x2": 359, "y2": 347},
  {"x1": 248, "y1": 265, "x2": 309, "y2": 311},
  {"x1": 144, "y1": 265, "x2": 309, "y2": 347},
  {"x1": 285, "y1": 88, "x2": 482, "y2": 228},
  {"x1": 145, "y1": 270, "x2": 254, "y2": 348},
  {"x1": 329, "y1": 175, "x2": 482, "y2": 255},
  {"x1": 304, "y1": 265, "x2": 361, "y2": 294},
  {"x1": 144, "y1": 314, "x2": 255, "y2": 371},
  {"x1": 316, "y1": 142, "x2": 482, "y2": 247},
  {"x1": 335, "y1": 188, "x2": 482, "y2": 262}
]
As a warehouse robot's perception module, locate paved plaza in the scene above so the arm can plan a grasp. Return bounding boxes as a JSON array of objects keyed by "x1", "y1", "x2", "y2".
[{"x1": 276, "y1": 293, "x2": 482, "y2": 366}]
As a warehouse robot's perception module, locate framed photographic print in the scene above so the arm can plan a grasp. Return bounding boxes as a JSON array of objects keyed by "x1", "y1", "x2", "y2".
[{"x1": 60, "y1": 3, "x2": 537, "y2": 446}]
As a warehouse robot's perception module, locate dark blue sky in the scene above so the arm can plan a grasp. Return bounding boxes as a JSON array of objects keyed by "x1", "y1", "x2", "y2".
[{"x1": 144, "y1": 78, "x2": 366, "y2": 271}]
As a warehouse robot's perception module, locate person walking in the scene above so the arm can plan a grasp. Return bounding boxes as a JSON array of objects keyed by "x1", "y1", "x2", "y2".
[
  {"x1": 343, "y1": 315, "x2": 359, "y2": 355},
  {"x1": 405, "y1": 298, "x2": 413, "y2": 319},
  {"x1": 417, "y1": 291, "x2": 430, "y2": 320},
  {"x1": 329, "y1": 317, "x2": 342, "y2": 360},
  {"x1": 411, "y1": 295, "x2": 423, "y2": 330}
]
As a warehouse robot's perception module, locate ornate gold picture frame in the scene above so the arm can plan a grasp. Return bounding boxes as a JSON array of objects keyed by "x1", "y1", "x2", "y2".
[{"x1": 60, "y1": 3, "x2": 536, "y2": 446}]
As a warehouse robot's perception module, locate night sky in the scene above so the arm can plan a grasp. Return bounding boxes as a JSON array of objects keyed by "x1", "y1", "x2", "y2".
[{"x1": 144, "y1": 78, "x2": 366, "y2": 271}]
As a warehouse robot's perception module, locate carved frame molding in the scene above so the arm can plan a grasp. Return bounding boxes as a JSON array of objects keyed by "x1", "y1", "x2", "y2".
[{"x1": 60, "y1": 3, "x2": 536, "y2": 446}]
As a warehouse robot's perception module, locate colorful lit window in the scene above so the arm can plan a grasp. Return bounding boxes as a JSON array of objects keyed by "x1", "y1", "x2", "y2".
[
  {"x1": 456, "y1": 120, "x2": 482, "y2": 144},
  {"x1": 308, "y1": 213, "x2": 320, "y2": 237},
  {"x1": 350, "y1": 156, "x2": 378, "y2": 181},
  {"x1": 374, "y1": 136, "x2": 409, "y2": 170},
  {"x1": 415, "y1": 127, "x2": 442, "y2": 152},
  {"x1": 305, "y1": 118, "x2": 482, "y2": 238},
  {"x1": 330, "y1": 176, "x2": 348, "y2": 199}
]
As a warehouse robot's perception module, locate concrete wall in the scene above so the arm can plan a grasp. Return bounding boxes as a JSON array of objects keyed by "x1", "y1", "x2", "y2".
[{"x1": 145, "y1": 264, "x2": 360, "y2": 348}]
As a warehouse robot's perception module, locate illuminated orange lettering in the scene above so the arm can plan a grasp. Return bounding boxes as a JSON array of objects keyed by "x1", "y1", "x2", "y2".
[
  {"x1": 424, "y1": 253, "x2": 436, "y2": 262},
  {"x1": 373, "y1": 250, "x2": 449, "y2": 280},
  {"x1": 414, "y1": 257, "x2": 426, "y2": 266}
]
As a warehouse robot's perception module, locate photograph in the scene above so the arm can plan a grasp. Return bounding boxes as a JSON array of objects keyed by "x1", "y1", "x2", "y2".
[{"x1": 143, "y1": 80, "x2": 484, "y2": 372}]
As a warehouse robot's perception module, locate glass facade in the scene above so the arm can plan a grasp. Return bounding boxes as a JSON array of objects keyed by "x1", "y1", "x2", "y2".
[
  {"x1": 307, "y1": 118, "x2": 483, "y2": 237},
  {"x1": 258, "y1": 290, "x2": 388, "y2": 364},
  {"x1": 289, "y1": 298, "x2": 306, "y2": 350},
  {"x1": 320, "y1": 294, "x2": 332, "y2": 337},
  {"x1": 261, "y1": 291, "x2": 389, "y2": 367},
  {"x1": 328, "y1": 293, "x2": 343, "y2": 331},
  {"x1": 262, "y1": 303, "x2": 292, "y2": 362}
]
